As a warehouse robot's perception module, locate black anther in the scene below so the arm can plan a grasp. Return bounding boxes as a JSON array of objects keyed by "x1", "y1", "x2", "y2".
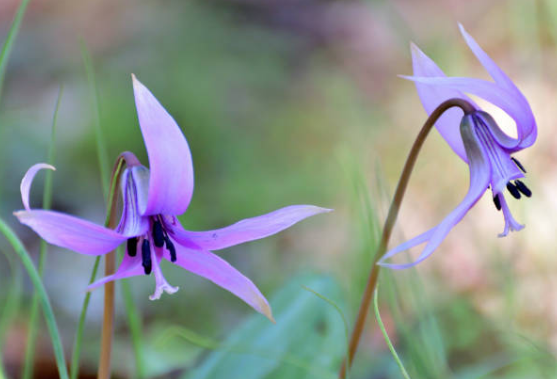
[
  {"x1": 511, "y1": 157, "x2": 527, "y2": 173},
  {"x1": 142, "y1": 239, "x2": 152, "y2": 275},
  {"x1": 153, "y1": 220, "x2": 165, "y2": 248},
  {"x1": 127, "y1": 237, "x2": 138, "y2": 257},
  {"x1": 515, "y1": 180, "x2": 532, "y2": 197},
  {"x1": 506, "y1": 182, "x2": 521, "y2": 199},
  {"x1": 165, "y1": 236, "x2": 177, "y2": 262},
  {"x1": 493, "y1": 194, "x2": 501, "y2": 211}
]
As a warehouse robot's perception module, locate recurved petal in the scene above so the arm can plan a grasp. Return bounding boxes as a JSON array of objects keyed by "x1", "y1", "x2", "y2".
[
  {"x1": 171, "y1": 205, "x2": 332, "y2": 251},
  {"x1": 20, "y1": 163, "x2": 56, "y2": 211},
  {"x1": 378, "y1": 176, "x2": 488, "y2": 269},
  {"x1": 14, "y1": 210, "x2": 126, "y2": 255},
  {"x1": 168, "y1": 242, "x2": 274, "y2": 322},
  {"x1": 377, "y1": 227, "x2": 435, "y2": 265},
  {"x1": 87, "y1": 253, "x2": 146, "y2": 290},
  {"x1": 407, "y1": 44, "x2": 476, "y2": 162},
  {"x1": 406, "y1": 76, "x2": 534, "y2": 151},
  {"x1": 458, "y1": 24, "x2": 515, "y2": 90},
  {"x1": 132, "y1": 75, "x2": 194, "y2": 216},
  {"x1": 378, "y1": 114, "x2": 491, "y2": 269}
]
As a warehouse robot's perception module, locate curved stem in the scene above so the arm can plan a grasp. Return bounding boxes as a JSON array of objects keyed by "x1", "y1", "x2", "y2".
[{"x1": 339, "y1": 98, "x2": 474, "y2": 378}]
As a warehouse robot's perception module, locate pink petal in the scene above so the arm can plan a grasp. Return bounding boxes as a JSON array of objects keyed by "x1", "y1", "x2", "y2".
[
  {"x1": 20, "y1": 163, "x2": 56, "y2": 211},
  {"x1": 87, "y1": 253, "x2": 146, "y2": 290},
  {"x1": 407, "y1": 44, "x2": 477, "y2": 162},
  {"x1": 132, "y1": 75, "x2": 194, "y2": 216},
  {"x1": 170, "y1": 205, "x2": 332, "y2": 251},
  {"x1": 167, "y1": 243, "x2": 274, "y2": 321},
  {"x1": 116, "y1": 168, "x2": 151, "y2": 237},
  {"x1": 14, "y1": 210, "x2": 126, "y2": 255}
]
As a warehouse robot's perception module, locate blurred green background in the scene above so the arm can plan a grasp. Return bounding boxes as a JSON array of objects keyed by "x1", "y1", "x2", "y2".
[{"x1": 1, "y1": 0, "x2": 556, "y2": 378}]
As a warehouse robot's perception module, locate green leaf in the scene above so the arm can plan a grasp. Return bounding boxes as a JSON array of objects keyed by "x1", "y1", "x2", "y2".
[{"x1": 162, "y1": 274, "x2": 346, "y2": 379}]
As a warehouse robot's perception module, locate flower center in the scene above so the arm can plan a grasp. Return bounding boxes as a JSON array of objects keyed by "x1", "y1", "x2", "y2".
[{"x1": 125, "y1": 216, "x2": 177, "y2": 275}]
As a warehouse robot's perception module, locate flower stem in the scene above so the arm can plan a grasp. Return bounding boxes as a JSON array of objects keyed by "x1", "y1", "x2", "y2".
[
  {"x1": 97, "y1": 157, "x2": 126, "y2": 379},
  {"x1": 339, "y1": 98, "x2": 474, "y2": 378}
]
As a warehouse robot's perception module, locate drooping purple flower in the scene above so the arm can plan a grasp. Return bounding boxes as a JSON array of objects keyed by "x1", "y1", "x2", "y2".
[
  {"x1": 15, "y1": 75, "x2": 331, "y2": 321},
  {"x1": 378, "y1": 25, "x2": 536, "y2": 269}
]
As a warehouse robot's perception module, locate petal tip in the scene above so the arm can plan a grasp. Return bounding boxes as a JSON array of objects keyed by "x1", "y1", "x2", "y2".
[{"x1": 260, "y1": 301, "x2": 275, "y2": 323}]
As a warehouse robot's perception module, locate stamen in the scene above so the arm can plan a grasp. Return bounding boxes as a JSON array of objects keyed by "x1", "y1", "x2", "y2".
[
  {"x1": 506, "y1": 182, "x2": 521, "y2": 199},
  {"x1": 511, "y1": 157, "x2": 527, "y2": 173},
  {"x1": 164, "y1": 236, "x2": 177, "y2": 262},
  {"x1": 127, "y1": 237, "x2": 138, "y2": 257},
  {"x1": 514, "y1": 180, "x2": 532, "y2": 197},
  {"x1": 152, "y1": 220, "x2": 165, "y2": 248},
  {"x1": 142, "y1": 239, "x2": 152, "y2": 275},
  {"x1": 493, "y1": 195, "x2": 501, "y2": 211}
]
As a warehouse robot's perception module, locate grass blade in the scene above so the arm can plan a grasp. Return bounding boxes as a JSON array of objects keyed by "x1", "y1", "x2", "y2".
[
  {"x1": 0, "y1": 0, "x2": 31, "y2": 103},
  {"x1": 22, "y1": 85, "x2": 63, "y2": 379},
  {"x1": 0, "y1": 218, "x2": 69, "y2": 379},
  {"x1": 374, "y1": 286, "x2": 411, "y2": 379}
]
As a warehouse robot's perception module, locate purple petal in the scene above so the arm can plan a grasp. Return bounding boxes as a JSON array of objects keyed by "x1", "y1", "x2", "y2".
[
  {"x1": 378, "y1": 117, "x2": 491, "y2": 269},
  {"x1": 132, "y1": 75, "x2": 194, "y2": 216},
  {"x1": 116, "y1": 168, "x2": 151, "y2": 237},
  {"x1": 88, "y1": 253, "x2": 146, "y2": 290},
  {"x1": 20, "y1": 163, "x2": 56, "y2": 211},
  {"x1": 458, "y1": 24, "x2": 537, "y2": 150},
  {"x1": 170, "y1": 205, "x2": 332, "y2": 251},
  {"x1": 14, "y1": 210, "x2": 126, "y2": 255},
  {"x1": 407, "y1": 44, "x2": 477, "y2": 162},
  {"x1": 405, "y1": 76, "x2": 533, "y2": 149},
  {"x1": 167, "y1": 242, "x2": 274, "y2": 321}
]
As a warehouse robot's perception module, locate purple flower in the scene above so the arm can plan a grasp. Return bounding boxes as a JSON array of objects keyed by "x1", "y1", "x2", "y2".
[
  {"x1": 378, "y1": 25, "x2": 537, "y2": 269},
  {"x1": 15, "y1": 75, "x2": 331, "y2": 321}
]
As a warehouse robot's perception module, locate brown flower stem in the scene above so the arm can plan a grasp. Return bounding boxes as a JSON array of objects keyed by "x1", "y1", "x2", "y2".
[
  {"x1": 97, "y1": 157, "x2": 126, "y2": 379},
  {"x1": 339, "y1": 98, "x2": 475, "y2": 378}
]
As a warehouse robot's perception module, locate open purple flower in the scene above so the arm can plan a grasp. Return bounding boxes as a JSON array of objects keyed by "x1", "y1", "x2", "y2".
[
  {"x1": 378, "y1": 25, "x2": 537, "y2": 269},
  {"x1": 15, "y1": 75, "x2": 331, "y2": 320}
]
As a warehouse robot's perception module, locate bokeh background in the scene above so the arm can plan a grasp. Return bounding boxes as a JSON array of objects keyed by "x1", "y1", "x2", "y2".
[{"x1": 0, "y1": 0, "x2": 556, "y2": 378}]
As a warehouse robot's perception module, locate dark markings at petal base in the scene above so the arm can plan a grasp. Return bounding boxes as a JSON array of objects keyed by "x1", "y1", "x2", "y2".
[
  {"x1": 127, "y1": 237, "x2": 138, "y2": 257},
  {"x1": 153, "y1": 220, "x2": 165, "y2": 247},
  {"x1": 493, "y1": 195, "x2": 502, "y2": 211},
  {"x1": 165, "y1": 236, "x2": 177, "y2": 262},
  {"x1": 515, "y1": 180, "x2": 532, "y2": 197},
  {"x1": 506, "y1": 182, "x2": 521, "y2": 199},
  {"x1": 511, "y1": 157, "x2": 527, "y2": 173},
  {"x1": 142, "y1": 239, "x2": 152, "y2": 275}
]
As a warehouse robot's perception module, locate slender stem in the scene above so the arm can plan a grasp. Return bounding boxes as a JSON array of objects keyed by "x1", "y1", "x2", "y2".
[
  {"x1": 97, "y1": 157, "x2": 126, "y2": 379},
  {"x1": 0, "y1": 218, "x2": 69, "y2": 379},
  {"x1": 22, "y1": 84, "x2": 62, "y2": 379},
  {"x1": 339, "y1": 99, "x2": 474, "y2": 378},
  {"x1": 70, "y1": 157, "x2": 125, "y2": 379}
]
